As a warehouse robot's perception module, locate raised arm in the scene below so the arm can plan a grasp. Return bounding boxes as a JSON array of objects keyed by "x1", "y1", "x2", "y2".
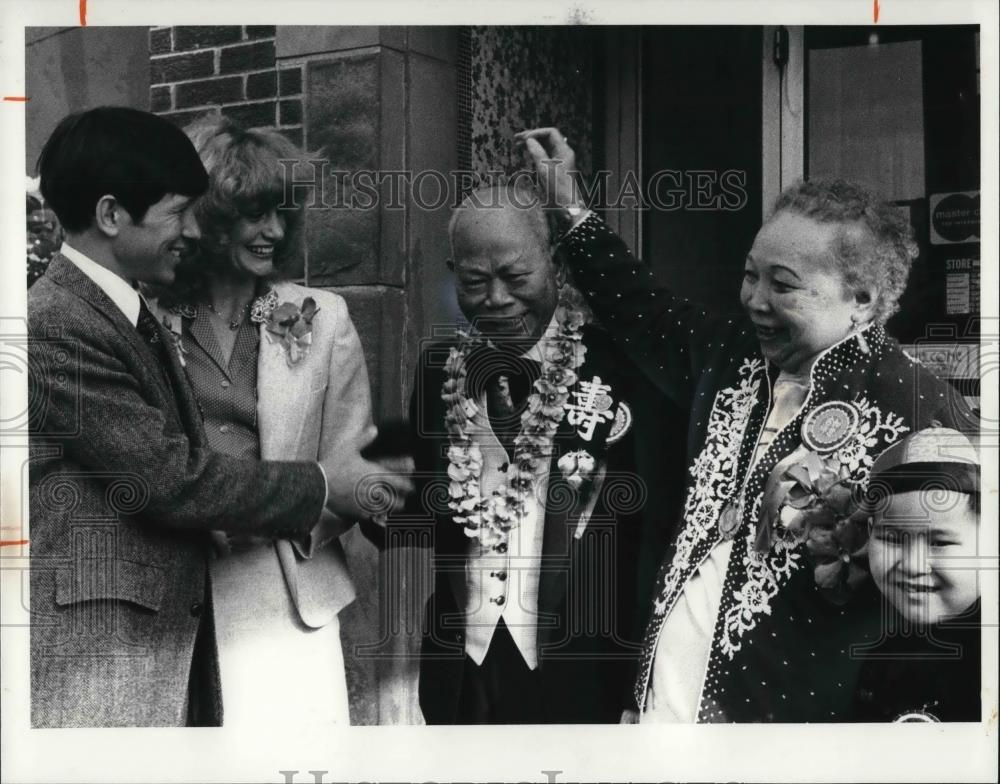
[
  {"x1": 516, "y1": 127, "x2": 753, "y2": 409},
  {"x1": 561, "y1": 213, "x2": 714, "y2": 406}
]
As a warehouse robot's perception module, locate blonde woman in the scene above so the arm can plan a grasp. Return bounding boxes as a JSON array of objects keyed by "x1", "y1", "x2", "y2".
[{"x1": 154, "y1": 116, "x2": 375, "y2": 726}]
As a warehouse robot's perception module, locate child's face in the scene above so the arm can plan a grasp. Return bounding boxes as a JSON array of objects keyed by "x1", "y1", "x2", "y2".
[{"x1": 868, "y1": 489, "x2": 979, "y2": 624}]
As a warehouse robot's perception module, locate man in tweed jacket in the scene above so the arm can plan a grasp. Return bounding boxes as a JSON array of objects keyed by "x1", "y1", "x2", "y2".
[{"x1": 27, "y1": 107, "x2": 411, "y2": 727}]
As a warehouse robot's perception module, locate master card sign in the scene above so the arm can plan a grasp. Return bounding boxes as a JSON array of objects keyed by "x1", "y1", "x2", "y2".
[{"x1": 929, "y1": 191, "x2": 980, "y2": 245}]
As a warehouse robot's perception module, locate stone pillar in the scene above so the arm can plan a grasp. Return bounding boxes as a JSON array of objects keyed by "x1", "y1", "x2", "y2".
[
  {"x1": 26, "y1": 27, "x2": 151, "y2": 173},
  {"x1": 275, "y1": 26, "x2": 458, "y2": 724}
]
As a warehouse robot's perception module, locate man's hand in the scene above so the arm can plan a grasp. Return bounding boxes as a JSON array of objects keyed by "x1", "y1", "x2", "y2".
[
  {"x1": 321, "y1": 455, "x2": 415, "y2": 521},
  {"x1": 514, "y1": 127, "x2": 585, "y2": 216}
]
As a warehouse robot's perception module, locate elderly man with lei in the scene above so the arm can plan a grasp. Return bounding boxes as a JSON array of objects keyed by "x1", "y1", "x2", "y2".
[
  {"x1": 516, "y1": 128, "x2": 977, "y2": 723},
  {"x1": 406, "y1": 181, "x2": 682, "y2": 724}
]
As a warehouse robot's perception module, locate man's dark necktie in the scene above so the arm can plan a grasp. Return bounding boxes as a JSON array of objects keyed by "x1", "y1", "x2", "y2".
[
  {"x1": 136, "y1": 300, "x2": 173, "y2": 384},
  {"x1": 482, "y1": 353, "x2": 541, "y2": 460}
]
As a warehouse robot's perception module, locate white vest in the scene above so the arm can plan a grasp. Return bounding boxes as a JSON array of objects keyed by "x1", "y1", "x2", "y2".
[
  {"x1": 461, "y1": 330, "x2": 556, "y2": 670},
  {"x1": 461, "y1": 399, "x2": 548, "y2": 669}
]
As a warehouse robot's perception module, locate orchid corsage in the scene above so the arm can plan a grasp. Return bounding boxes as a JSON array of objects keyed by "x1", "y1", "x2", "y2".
[
  {"x1": 759, "y1": 445, "x2": 871, "y2": 604},
  {"x1": 557, "y1": 449, "x2": 597, "y2": 489},
  {"x1": 258, "y1": 295, "x2": 319, "y2": 366}
]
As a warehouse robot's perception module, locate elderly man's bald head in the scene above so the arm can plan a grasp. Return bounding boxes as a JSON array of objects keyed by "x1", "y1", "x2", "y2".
[
  {"x1": 449, "y1": 183, "x2": 554, "y2": 261},
  {"x1": 447, "y1": 183, "x2": 564, "y2": 345}
]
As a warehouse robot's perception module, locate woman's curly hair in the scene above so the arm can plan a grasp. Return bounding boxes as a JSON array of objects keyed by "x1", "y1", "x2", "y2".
[
  {"x1": 166, "y1": 115, "x2": 307, "y2": 301},
  {"x1": 771, "y1": 179, "x2": 919, "y2": 322}
]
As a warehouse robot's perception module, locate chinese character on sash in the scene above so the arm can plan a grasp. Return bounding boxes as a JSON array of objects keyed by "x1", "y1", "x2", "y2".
[{"x1": 565, "y1": 376, "x2": 614, "y2": 441}]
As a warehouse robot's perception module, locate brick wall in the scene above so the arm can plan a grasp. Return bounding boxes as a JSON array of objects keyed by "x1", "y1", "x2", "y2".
[{"x1": 149, "y1": 25, "x2": 304, "y2": 147}]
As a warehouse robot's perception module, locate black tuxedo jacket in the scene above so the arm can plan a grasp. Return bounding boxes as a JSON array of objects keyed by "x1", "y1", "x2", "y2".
[{"x1": 404, "y1": 324, "x2": 686, "y2": 723}]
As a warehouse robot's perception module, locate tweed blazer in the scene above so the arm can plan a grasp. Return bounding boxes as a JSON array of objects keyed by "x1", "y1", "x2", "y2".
[
  {"x1": 27, "y1": 254, "x2": 326, "y2": 727},
  {"x1": 561, "y1": 214, "x2": 976, "y2": 721},
  {"x1": 159, "y1": 281, "x2": 375, "y2": 627}
]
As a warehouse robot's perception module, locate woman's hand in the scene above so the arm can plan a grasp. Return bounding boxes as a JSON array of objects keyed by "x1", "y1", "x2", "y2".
[
  {"x1": 620, "y1": 708, "x2": 640, "y2": 724},
  {"x1": 514, "y1": 127, "x2": 585, "y2": 217}
]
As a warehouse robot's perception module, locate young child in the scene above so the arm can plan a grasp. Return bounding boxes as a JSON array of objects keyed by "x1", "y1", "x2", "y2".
[{"x1": 854, "y1": 427, "x2": 981, "y2": 722}]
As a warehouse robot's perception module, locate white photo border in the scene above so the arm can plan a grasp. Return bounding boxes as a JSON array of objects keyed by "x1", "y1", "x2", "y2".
[{"x1": 2, "y1": 2, "x2": 997, "y2": 782}]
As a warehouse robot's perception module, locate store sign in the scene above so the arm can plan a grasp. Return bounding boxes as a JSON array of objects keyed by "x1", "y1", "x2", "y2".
[
  {"x1": 945, "y1": 257, "x2": 980, "y2": 316},
  {"x1": 929, "y1": 191, "x2": 980, "y2": 245}
]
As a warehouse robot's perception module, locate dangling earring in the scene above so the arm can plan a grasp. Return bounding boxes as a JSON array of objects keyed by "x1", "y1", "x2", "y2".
[{"x1": 852, "y1": 315, "x2": 870, "y2": 354}]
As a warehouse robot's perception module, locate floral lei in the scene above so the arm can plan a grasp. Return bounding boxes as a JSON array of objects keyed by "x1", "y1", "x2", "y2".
[{"x1": 442, "y1": 303, "x2": 588, "y2": 550}]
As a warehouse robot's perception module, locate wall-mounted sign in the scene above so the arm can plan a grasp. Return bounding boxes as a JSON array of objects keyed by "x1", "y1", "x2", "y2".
[
  {"x1": 945, "y1": 257, "x2": 980, "y2": 316},
  {"x1": 929, "y1": 191, "x2": 980, "y2": 245}
]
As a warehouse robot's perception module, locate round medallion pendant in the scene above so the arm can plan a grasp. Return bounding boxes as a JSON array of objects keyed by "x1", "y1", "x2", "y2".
[{"x1": 801, "y1": 400, "x2": 861, "y2": 453}]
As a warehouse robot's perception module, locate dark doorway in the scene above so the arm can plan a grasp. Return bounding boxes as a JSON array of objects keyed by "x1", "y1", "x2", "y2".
[{"x1": 641, "y1": 26, "x2": 764, "y2": 316}]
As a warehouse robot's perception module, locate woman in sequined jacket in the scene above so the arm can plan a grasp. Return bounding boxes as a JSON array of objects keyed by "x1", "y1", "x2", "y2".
[{"x1": 516, "y1": 127, "x2": 976, "y2": 723}]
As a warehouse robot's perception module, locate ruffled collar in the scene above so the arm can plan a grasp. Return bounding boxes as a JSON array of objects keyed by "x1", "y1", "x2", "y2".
[{"x1": 164, "y1": 281, "x2": 279, "y2": 324}]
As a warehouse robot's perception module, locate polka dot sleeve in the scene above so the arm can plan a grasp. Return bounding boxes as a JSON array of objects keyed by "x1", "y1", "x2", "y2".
[{"x1": 561, "y1": 213, "x2": 754, "y2": 410}]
